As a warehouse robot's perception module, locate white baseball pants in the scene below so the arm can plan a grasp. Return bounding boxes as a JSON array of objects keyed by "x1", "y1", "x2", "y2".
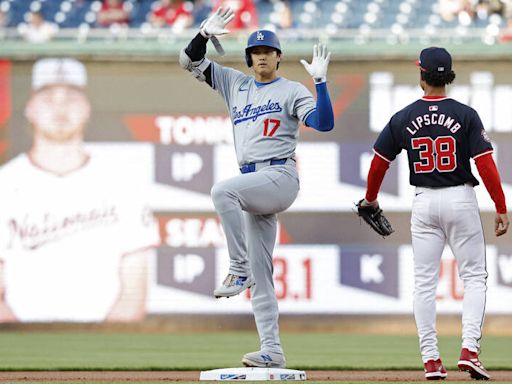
[{"x1": 411, "y1": 183, "x2": 487, "y2": 362}]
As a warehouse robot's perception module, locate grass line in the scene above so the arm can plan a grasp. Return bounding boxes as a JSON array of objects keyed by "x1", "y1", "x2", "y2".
[{"x1": 0, "y1": 332, "x2": 510, "y2": 371}]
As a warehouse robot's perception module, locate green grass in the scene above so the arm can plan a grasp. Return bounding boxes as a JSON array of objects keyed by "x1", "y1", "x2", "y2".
[{"x1": 0, "y1": 331, "x2": 510, "y2": 371}]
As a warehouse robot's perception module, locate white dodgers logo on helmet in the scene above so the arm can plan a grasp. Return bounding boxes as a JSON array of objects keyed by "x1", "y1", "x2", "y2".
[{"x1": 256, "y1": 31, "x2": 264, "y2": 41}]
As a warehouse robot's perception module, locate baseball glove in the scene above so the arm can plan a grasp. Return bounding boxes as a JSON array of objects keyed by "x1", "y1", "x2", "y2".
[{"x1": 355, "y1": 199, "x2": 394, "y2": 237}]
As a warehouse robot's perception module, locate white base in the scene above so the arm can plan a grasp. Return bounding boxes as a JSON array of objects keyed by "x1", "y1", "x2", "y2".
[{"x1": 199, "y1": 367, "x2": 307, "y2": 381}]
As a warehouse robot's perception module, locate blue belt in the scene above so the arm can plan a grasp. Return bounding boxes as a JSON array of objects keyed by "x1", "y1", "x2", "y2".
[{"x1": 240, "y1": 158, "x2": 288, "y2": 174}]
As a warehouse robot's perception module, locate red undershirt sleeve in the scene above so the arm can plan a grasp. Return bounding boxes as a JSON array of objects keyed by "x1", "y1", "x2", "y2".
[
  {"x1": 365, "y1": 154, "x2": 390, "y2": 202},
  {"x1": 474, "y1": 153, "x2": 507, "y2": 214}
]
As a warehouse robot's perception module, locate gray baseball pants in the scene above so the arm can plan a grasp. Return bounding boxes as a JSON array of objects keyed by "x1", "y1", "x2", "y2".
[{"x1": 211, "y1": 160, "x2": 299, "y2": 354}]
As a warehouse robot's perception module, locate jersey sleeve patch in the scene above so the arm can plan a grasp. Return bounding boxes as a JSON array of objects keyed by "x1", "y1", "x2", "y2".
[{"x1": 480, "y1": 129, "x2": 492, "y2": 143}]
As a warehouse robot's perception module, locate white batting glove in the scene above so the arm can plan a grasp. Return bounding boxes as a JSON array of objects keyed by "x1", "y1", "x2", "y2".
[
  {"x1": 300, "y1": 43, "x2": 331, "y2": 84},
  {"x1": 200, "y1": 7, "x2": 235, "y2": 38}
]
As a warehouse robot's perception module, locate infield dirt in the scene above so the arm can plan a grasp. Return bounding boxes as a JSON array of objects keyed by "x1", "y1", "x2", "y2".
[{"x1": 1, "y1": 370, "x2": 512, "y2": 382}]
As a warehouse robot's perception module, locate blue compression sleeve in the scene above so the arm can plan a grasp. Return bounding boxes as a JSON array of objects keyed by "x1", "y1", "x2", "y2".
[{"x1": 305, "y1": 82, "x2": 334, "y2": 132}]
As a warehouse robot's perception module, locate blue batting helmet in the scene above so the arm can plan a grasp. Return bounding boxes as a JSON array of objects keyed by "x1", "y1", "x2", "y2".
[{"x1": 245, "y1": 30, "x2": 282, "y2": 67}]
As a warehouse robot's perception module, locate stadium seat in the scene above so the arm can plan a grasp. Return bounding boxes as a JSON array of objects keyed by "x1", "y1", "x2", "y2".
[{"x1": 0, "y1": 0, "x2": 505, "y2": 36}]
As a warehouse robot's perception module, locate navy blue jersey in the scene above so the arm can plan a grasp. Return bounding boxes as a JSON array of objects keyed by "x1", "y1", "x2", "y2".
[{"x1": 374, "y1": 96, "x2": 493, "y2": 187}]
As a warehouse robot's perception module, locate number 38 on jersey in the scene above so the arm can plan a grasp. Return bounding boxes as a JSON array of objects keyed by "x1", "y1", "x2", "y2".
[{"x1": 411, "y1": 135, "x2": 457, "y2": 173}]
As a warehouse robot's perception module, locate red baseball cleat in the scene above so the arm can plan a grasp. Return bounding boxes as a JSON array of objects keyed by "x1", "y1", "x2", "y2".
[
  {"x1": 458, "y1": 348, "x2": 491, "y2": 380},
  {"x1": 424, "y1": 359, "x2": 448, "y2": 380}
]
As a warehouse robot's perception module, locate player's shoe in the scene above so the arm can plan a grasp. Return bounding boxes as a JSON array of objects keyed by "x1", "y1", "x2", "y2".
[
  {"x1": 213, "y1": 274, "x2": 255, "y2": 298},
  {"x1": 242, "y1": 351, "x2": 286, "y2": 368},
  {"x1": 458, "y1": 348, "x2": 491, "y2": 380},
  {"x1": 423, "y1": 359, "x2": 447, "y2": 380}
]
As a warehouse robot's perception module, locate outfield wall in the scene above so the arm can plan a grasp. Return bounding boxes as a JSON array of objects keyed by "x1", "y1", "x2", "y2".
[{"x1": 1, "y1": 58, "x2": 512, "y2": 322}]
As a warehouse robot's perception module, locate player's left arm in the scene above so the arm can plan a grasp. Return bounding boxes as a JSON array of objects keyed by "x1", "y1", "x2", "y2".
[
  {"x1": 468, "y1": 110, "x2": 509, "y2": 236},
  {"x1": 474, "y1": 152, "x2": 509, "y2": 236},
  {"x1": 105, "y1": 249, "x2": 150, "y2": 322},
  {"x1": 300, "y1": 44, "x2": 334, "y2": 132}
]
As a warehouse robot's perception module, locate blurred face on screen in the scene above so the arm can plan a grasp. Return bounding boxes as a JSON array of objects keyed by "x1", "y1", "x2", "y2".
[{"x1": 25, "y1": 85, "x2": 91, "y2": 142}]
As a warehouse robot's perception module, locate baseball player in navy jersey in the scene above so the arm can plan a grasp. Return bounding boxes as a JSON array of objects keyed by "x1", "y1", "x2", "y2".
[
  {"x1": 360, "y1": 47, "x2": 509, "y2": 380},
  {"x1": 179, "y1": 7, "x2": 334, "y2": 368}
]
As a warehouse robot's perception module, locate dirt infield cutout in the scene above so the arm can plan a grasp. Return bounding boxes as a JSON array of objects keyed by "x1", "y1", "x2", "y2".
[{"x1": 0, "y1": 371, "x2": 512, "y2": 382}]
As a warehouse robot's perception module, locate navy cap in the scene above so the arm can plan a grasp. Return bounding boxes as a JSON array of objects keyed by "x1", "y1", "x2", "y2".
[{"x1": 416, "y1": 47, "x2": 452, "y2": 73}]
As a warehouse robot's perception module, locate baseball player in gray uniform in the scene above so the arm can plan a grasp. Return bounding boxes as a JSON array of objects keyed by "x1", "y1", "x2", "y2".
[{"x1": 179, "y1": 7, "x2": 334, "y2": 368}]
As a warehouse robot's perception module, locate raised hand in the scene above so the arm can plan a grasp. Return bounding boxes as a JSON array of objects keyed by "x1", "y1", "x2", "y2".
[
  {"x1": 200, "y1": 7, "x2": 235, "y2": 38},
  {"x1": 300, "y1": 43, "x2": 331, "y2": 84}
]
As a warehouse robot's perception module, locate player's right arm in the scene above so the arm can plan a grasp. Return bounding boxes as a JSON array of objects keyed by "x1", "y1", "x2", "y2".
[
  {"x1": 0, "y1": 261, "x2": 17, "y2": 322},
  {"x1": 363, "y1": 115, "x2": 402, "y2": 206},
  {"x1": 180, "y1": 33, "x2": 214, "y2": 86},
  {"x1": 179, "y1": 7, "x2": 234, "y2": 87}
]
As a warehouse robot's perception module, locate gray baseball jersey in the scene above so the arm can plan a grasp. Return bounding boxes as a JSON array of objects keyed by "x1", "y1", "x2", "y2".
[{"x1": 211, "y1": 62, "x2": 316, "y2": 164}]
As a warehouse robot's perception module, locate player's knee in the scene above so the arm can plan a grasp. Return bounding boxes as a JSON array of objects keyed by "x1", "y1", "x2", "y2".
[
  {"x1": 210, "y1": 182, "x2": 233, "y2": 210},
  {"x1": 414, "y1": 274, "x2": 439, "y2": 292},
  {"x1": 210, "y1": 182, "x2": 223, "y2": 201},
  {"x1": 459, "y1": 269, "x2": 487, "y2": 287}
]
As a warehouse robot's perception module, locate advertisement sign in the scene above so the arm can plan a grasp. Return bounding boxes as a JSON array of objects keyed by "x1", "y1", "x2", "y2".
[{"x1": 1, "y1": 59, "x2": 511, "y2": 321}]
